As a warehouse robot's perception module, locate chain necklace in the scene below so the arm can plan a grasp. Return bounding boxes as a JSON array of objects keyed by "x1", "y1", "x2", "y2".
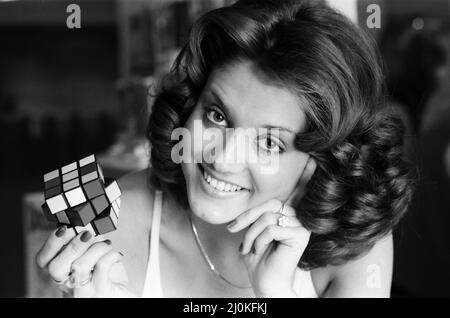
[{"x1": 188, "y1": 213, "x2": 252, "y2": 289}]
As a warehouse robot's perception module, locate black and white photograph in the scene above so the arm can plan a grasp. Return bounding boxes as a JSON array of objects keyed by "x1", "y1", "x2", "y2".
[{"x1": 0, "y1": 0, "x2": 449, "y2": 300}]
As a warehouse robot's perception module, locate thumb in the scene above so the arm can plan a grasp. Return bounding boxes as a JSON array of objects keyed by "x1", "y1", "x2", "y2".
[{"x1": 92, "y1": 251, "x2": 124, "y2": 293}]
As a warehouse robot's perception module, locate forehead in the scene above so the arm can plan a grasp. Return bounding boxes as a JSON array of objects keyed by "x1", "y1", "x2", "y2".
[{"x1": 203, "y1": 61, "x2": 307, "y2": 133}]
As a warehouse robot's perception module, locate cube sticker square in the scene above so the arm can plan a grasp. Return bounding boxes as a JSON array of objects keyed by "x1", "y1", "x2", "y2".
[
  {"x1": 55, "y1": 211, "x2": 70, "y2": 225},
  {"x1": 64, "y1": 186, "x2": 87, "y2": 207},
  {"x1": 66, "y1": 202, "x2": 96, "y2": 227},
  {"x1": 45, "y1": 184, "x2": 62, "y2": 200},
  {"x1": 62, "y1": 169, "x2": 79, "y2": 183},
  {"x1": 46, "y1": 194, "x2": 68, "y2": 214},
  {"x1": 92, "y1": 206, "x2": 119, "y2": 235},
  {"x1": 61, "y1": 162, "x2": 77, "y2": 174},
  {"x1": 79, "y1": 154, "x2": 96, "y2": 167},
  {"x1": 91, "y1": 194, "x2": 109, "y2": 215},
  {"x1": 105, "y1": 180, "x2": 121, "y2": 204},
  {"x1": 83, "y1": 179, "x2": 104, "y2": 200},
  {"x1": 63, "y1": 178, "x2": 80, "y2": 192}
]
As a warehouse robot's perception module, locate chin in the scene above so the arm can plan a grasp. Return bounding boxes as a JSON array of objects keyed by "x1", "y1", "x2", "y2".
[{"x1": 181, "y1": 162, "x2": 252, "y2": 224}]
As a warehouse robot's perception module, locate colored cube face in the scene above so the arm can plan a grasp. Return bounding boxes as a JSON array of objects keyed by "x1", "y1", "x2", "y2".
[
  {"x1": 65, "y1": 186, "x2": 87, "y2": 207},
  {"x1": 43, "y1": 171, "x2": 68, "y2": 214},
  {"x1": 66, "y1": 202, "x2": 96, "y2": 227},
  {"x1": 83, "y1": 178, "x2": 105, "y2": 200},
  {"x1": 41, "y1": 203, "x2": 71, "y2": 224},
  {"x1": 61, "y1": 162, "x2": 77, "y2": 174},
  {"x1": 63, "y1": 178, "x2": 80, "y2": 192},
  {"x1": 105, "y1": 181, "x2": 121, "y2": 204},
  {"x1": 91, "y1": 194, "x2": 109, "y2": 215},
  {"x1": 79, "y1": 154, "x2": 96, "y2": 167},
  {"x1": 81, "y1": 168, "x2": 103, "y2": 185},
  {"x1": 56, "y1": 211, "x2": 70, "y2": 225},
  {"x1": 43, "y1": 169, "x2": 60, "y2": 190},
  {"x1": 62, "y1": 169, "x2": 78, "y2": 183},
  {"x1": 46, "y1": 193, "x2": 68, "y2": 214},
  {"x1": 44, "y1": 183, "x2": 62, "y2": 200},
  {"x1": 41, "y1": 203, "x2": 57, "y2": 223},
  {"x1": 42, "y1": 154, "x2": 122, "y2": 236},
  {"x1": 92, "y1": 205, "x2": 119, "y2": 235}
]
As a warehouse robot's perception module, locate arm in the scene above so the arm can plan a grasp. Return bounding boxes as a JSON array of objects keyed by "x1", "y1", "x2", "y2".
[{"x1": 321, "y1": 234, "x2": 393, "y2": 298}]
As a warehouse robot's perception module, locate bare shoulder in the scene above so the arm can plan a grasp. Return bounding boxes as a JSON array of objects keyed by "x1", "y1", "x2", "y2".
[
  {"x1": 312, "y1": 234, "x2": 393, "y2": 297},
  {"x1": 99, "y1": 169, "x2": 158, "y2": 294},
  {"x1": 102, "y1": 169, "x2": 155, "y2": 242}
]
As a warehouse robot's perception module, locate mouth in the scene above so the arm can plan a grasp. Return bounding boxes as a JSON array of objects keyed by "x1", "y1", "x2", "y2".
[{"x1": 198, "y1": 164, "x2": 250, "y2": 195}]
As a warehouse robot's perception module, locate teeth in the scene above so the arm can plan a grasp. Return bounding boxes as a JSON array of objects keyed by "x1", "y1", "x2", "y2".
[
  {"x1": 216, "y1": 181, "x2": 225, "y2": 191},
  {"x1": 201, "y1": 167, "x2": 245, "y2": 192}
]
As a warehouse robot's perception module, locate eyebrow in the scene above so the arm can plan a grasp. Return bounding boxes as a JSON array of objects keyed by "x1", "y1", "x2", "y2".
[{"x1": 207, "y1": 89, "x2": 296, "y2": 135}]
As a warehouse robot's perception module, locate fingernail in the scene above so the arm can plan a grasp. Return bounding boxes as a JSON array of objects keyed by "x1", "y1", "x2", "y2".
[
  {"x1": 80, "y1": 231, "x2": 92, "y2": 242},
  {"x1": 104, "y1": 239, "x2": 112, "y2": 245},
  {"x1": 227, "y1": 221, "x2": 237, "y2": 230},
  {"x1": 55, "y1": 226, "x2": 66, "y2": 237},
  {"x1": 239, "y1": 243, "x2": 243, "y2": 254}
]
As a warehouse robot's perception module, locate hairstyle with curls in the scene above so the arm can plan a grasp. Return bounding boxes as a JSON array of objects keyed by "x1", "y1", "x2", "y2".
[{"x1": 147, "y1": 0, "x2": 415, "y2": 269}]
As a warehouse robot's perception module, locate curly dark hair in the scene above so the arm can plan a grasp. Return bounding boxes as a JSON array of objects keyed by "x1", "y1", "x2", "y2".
[{"x1": 147, "y1": 0, "x2": 415, "y2": 269}]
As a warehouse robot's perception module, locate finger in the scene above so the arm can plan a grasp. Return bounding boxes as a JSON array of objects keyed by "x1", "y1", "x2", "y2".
[
  {"x1": 241, "y1": 212, "x2": 301, "y2": 254},
  {"x1": 70, "y1": 239, "x2": 113, "y2": 287},
  {"x1": 299, "y1": 156, "x2": 316, "y2": 188},
  {"x1": 227, "y1": 199, "x2": 282, "y2": 233},
  {"x1": 92, "y1": 250, "x2": 123, "y2": 292},
  {"x1": 36, "y1": 225, "x2": 76, "y2": 269},
  {"x1": 47, "y1": 230, "x2": 95, "y2": 282},
  {"x1": 253, "y1": 225, "x2": 311, "y2": 256}
]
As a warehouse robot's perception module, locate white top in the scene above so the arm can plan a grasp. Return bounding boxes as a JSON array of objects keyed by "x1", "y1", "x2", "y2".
[{"x1": 141, "y1": 190, "x2": 319, "y2": 298}]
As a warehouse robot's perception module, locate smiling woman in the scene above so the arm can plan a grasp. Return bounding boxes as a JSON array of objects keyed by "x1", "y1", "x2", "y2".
[
  {"x1": 146, "y1": 0, "x2": 414, "y2": 296},
  {"x1": 36, "y1": 0, "x2": 415, "y2": 298},
  {"x1": 179, "y1": 61, "x2": 310, "y2": 225}
]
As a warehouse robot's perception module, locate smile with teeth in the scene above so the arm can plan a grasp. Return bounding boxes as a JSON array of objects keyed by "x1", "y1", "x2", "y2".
[{"x1": 202, "y1": 169, "x2": 247, "y2": 192}]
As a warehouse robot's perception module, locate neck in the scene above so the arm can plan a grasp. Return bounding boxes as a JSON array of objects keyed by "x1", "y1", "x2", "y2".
[
  {"x1": 189, "y1": 211, "x2": 251, "y2": 288},
  {"x1": 163, "y1": 190, "x2": 251, "y2": 288}
]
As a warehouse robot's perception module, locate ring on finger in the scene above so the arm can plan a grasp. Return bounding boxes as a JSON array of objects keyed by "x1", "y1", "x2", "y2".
[
  {"x1": 67, "y1": 270, "x2": 93, "y2": 288},
  {"x1": 277, "y1": 214, "x2": 290, "y2": 228},
  {"x1": 68, "y1": 263, "x2": 93, "y2": 289},
  {"x1": 51, "y1": 274, "x2": 70, "y2": 285}
]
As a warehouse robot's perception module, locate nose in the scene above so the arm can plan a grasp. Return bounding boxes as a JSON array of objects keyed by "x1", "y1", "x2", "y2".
[{"x1": 210, "y1": 130, "x2": 250, "y2": 174}]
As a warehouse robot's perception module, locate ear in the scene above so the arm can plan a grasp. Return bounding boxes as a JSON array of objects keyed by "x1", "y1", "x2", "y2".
[{"x1": 285, "y1": 155, "x2": 317, "y2": 207}]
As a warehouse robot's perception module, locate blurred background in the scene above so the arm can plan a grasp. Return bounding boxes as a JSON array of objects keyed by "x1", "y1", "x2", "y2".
[{"x1": 0, "y1": 0, "x2": 448, "y2": 297}]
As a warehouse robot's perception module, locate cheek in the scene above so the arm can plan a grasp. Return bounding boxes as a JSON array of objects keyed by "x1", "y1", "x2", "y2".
[{"x1": 253, "y1": 152, "x2": 309, "y2": 197}]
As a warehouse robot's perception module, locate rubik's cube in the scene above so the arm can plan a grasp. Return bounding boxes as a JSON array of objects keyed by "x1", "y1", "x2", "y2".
[{"x1": 41, "y1": 154, "x2": 121, "y2": 236}]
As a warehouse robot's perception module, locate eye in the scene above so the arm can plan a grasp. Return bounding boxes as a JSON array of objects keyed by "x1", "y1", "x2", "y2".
[
  {"x1": 257, "y1": 135, "x2": 285, "y2": 154},
  {"x1": 205, "y1": 107, "x2": 227, "y2": 127}
]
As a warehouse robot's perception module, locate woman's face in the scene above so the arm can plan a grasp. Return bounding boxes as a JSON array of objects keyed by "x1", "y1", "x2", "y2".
[{"x1": 181, "y1": 60, "x2": 310, "y2": 224}]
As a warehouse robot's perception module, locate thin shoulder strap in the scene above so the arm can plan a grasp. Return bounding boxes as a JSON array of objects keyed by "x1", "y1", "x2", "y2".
[{"x1": 141, "y1": 189, "x2": 164, "y2": 297}]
